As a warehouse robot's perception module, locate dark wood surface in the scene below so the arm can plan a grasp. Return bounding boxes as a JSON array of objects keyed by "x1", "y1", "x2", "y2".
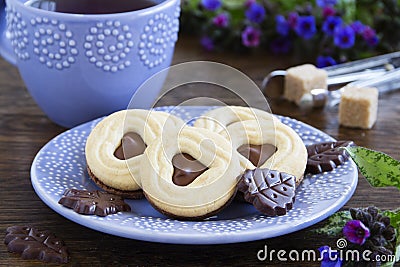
[{"x1": 0, "y1": 36, "x2": 399, "y2": 266}]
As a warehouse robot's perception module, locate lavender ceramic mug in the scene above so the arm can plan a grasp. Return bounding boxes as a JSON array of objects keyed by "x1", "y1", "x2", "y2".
[{"x1": 0, "y1": 0, "x2": 180, "y2": 127}]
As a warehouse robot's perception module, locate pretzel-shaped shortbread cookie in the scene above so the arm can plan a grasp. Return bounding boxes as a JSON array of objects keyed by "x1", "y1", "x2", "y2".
[
  {"x1": 222, "y1": 119, "x2": 307, "y2": 184},
  {"x1": 85, "y1": 109, "x2": 184, "y2": 198},
  {"x1": 194, "y1": 106, "x2": 280, "y2": 133},
  {"x1": 140, "y1": 126, "x2": 242, "y2": 219}
]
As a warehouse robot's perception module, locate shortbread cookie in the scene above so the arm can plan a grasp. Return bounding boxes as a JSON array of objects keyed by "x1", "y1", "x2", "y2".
[
  {"x1": 222, "y1": 119, "x2": 307, "y2": 184},
  {"x1": 85, "y1": 109, "x2": 184, "y2": 198},
  {"x1": 193, "y1": 106, "x2": 280, "y2": 133},
  {"x1": 140, "y1": 126, "x2": 242, "y2": 220}
]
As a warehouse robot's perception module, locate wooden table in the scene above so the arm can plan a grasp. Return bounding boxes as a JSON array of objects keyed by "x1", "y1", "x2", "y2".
[{"x1": 0, "y1": 36, "x2": 399, "y2": 266}]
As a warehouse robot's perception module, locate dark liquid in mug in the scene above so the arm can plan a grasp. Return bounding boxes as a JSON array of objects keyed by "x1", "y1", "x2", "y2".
[{"x1": 26, "y1": 0, "x2": 158, "y2": 14}]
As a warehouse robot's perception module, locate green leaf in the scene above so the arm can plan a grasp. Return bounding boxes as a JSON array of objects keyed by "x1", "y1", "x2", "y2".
[
  {"x1": 345, "y1": 146, "x2": 400, "y2": 191},
  {"x1": 312, "y1": 210, "x2": 352, "y2": 236},
  {"x1": 383, "y1": 209, "x2": 400, "y2": 264},
  {"x1": 383, "y1": 209, "x2": 400, "y2": 231},
  {"x1": 338, "y1": 0, "x2": 357, "y2": 23},
  {"x1": 223, "y1": 0, "x2": 246, "y2": 10},
  {"x1": 268, "y1": 0, "x2": 305, "y2": 13},
  {"x1": 182, "y1": 0, "x2": 201, "y2": 10}
]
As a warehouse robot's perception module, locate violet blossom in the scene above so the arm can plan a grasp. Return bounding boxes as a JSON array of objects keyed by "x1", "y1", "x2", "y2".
[
  {"x1": 201, "y1": 0, "x2": 221, "y2": 11},
  {"x1": 334, "y1": 25, "x2": 355, "y2": 49},
  {"x1": 322, "y1": 6, "x2": 336, "y2": 18},
  {"x1": 343, "y1": 220, "x2": 371, "y2": 245},
  {"x1": 319, "y1": 246, "x2": 342, "y2": 267},
  {"x1": 242, "y1": 26, "x2": 261, "y2": 47},
  {"x1": 362, "y1": 26, "x2": 379, "y2": 46},
  {"x1": 275, "y1": 15, "x2": 290, "y2": 36},
  {"x1": 213, "y1": 13, "x2": 229, "y2": 28},
  {"x1": 322, "y1": 16, "x2": 342, "y2": 36},
  {"x1": 245, "y1": 2, "x2": 266, "y2": 24},
  {"x1": 316, "y1": 0, "x2": 337, "y2": 7},
  {"x1": 317, "y1": 55, "x2": 337, "y2": 68},
  {"x1": 295, "y1": 15, "x2": 317, "y2": 39}
]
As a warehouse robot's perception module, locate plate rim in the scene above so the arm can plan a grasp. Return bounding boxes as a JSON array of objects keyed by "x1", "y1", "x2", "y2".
[{"x1": 30, "y1": 106, "x2": 358, "y2": 244}]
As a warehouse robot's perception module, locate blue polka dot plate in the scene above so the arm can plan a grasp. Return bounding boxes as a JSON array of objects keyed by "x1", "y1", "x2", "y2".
[{"x1": 31, "y1": 106, "x2": 358, "y2": 244}]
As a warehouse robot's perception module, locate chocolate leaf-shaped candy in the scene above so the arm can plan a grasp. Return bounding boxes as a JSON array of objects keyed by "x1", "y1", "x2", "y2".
[
  {"x1": 5, "y1": 226, "x2": 68, "y2": 263},
  {"x1": 306, "y1": 140, "x2": 354, "y2": 174},
  {"x1": 58, "y1": 189, "x2": 131, "y2": 217},
  {"x1": 345, "y1": 146, "x2": 400, "y2": 191},
  {"x1": 237, "y1": 168, "x2": 296, "y2": 216}
]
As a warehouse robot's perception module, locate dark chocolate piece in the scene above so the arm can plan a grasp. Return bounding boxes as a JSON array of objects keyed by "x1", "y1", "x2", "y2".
[
  {"x1": 5, "y1": 226, "x2": 68, "y2": 263},
  {"x1": 114, "y1": 132, "x2": 146, "y2": 160},
  {"x1": 306, "y1": 140, "x2": 354, "y2": 174},
  {"x1": 58, "y1": 189, "x2": 131, "y2": 216},
  {"x1": 237, "y1": 168, "x2": 296, "y2": 216},
  {"x1": 237, "y1": 144, "x2": 277, "y2": 167},
  {"x1": 172, "y1": 153, "x2": 208, "y2": 186}
]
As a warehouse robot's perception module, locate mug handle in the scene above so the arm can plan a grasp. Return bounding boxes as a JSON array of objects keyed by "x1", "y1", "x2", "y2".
[{"x1": 0, "y1": 0, "x2": 17, "y2": 65}]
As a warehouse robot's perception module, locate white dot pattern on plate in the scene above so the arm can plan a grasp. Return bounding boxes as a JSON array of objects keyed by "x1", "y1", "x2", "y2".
[
  {"x1": 192, "y1": 218, "x2": 253, "y2": 233},
  {"x1": 138, "y1": 11, "x2": 179, "y2": 69},
  {"x1": 29, "y1": 17, "x2": 78, "y2": 69},
  {"x1": 5, "y1": 5, "x2": 29, "y2": 60},
  {"x1": 84, "y1": 21, "x2": 133, "y2": 72},
  {"x1": 121, "y1": 217, "x2": 189, "y2": 232},
  {"x1": 297, "y1": 161, "x2": 354, "y2": 205},
  {"x1": 31, "y1": 106, "x2": 357, "y2": 243},
  {"x1": 35, "y1": 129, "x2": 89, "y2": 196}
]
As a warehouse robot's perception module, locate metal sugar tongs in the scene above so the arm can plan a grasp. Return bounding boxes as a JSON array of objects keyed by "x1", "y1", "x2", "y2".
[{"x1": 262, "y1": 51, "x2": 400, "y2": 108}]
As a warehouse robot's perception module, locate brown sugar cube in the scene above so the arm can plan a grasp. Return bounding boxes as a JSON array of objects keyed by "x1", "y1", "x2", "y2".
[
  {"x1": 284, "y1": 64, "x2": 328, "y2": 105},
  {"x1": 339, "y1": 86, "x2": 378, "y2": 129}
]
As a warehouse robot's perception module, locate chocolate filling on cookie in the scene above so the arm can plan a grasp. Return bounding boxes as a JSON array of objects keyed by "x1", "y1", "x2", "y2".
[
  {"x1": 114, "y1": 132, "x2": 147, "y2": 160},
  {"x1": 172, "y1": 153, "x2": 208, "y2": 186},
  {"x1": 237, "y1": 144, "x2": 277, "y2": 167}
]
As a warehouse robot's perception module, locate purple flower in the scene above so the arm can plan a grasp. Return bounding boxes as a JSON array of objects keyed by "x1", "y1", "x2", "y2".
[
  {"x1": 317, "y1": 55, "x2": 337, "y2": 68},
  {"x1": 245, "y1": 3, "x2": 266, "y2": 23},
  {"x1": 200, "y1": 36, "x2": 214, "y2": 51},
  {"x1": 275, "y1": 15, "x2": 290, "y2": 36},
  {"x1": 319, "y1": 246, "x2": 342, "y2": 267},
  {"x1": 322, "y1": 16, "x2": 342, "y2": 36},
  {"x1": 343, "y1": 220, "x2": 371, "y2": 245},
  {"x1": 287, "y1": 12, "x2": 298, "y2": 29},
  {"x1": 362, "y1": 26, "x2": 379, "y2": 46},
  {"x1": 270, "y1": 37, "x2": 292, "y2": 54},
  {"x1": 366, "y1": 35, "x2": 379, "y2": 46},
  {"x1": 322, "y1": 6, "x2": 336, "y2": 18},
  {"x1": 213, "y1": 13, "x2": 229, "y2": 28},
  {"x1": 316, "y1": 0, "x2": 337, "y2": 7},
  {"x1": 295, "y1": 16, "x2": 317, "y2": 39},
  {"x1": 362, "y1": 26, "x2": 376, "y2": 39},
  {"x1": 201, "y1": 0, "x2": 221, "y2": 11},
  {"x1": 351, "y1": 21, "x2": 365, "y2": 34},
  {"x1": 334, "y1": 25, "x2": 355, "y2": 49},
  {"x1": 244, "y1": 0, "x2": 256, "y2": 8},
  {"x1": 242, "y1": 26, "x2": 261, "y2": 47}
]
